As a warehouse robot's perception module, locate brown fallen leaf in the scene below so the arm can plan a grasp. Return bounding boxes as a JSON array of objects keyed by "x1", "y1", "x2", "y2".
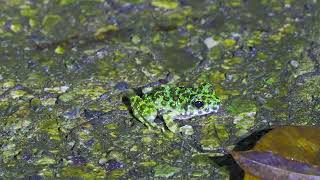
[
  {"x1": 253, "y1": 126, "x2": 320, "y2": 166},
  {"x1": 232, "y1": 150, "x2": 320, "y2": 180},
  {"x1": 231, "y1": 126, "x2": 320, "y2": 180}
]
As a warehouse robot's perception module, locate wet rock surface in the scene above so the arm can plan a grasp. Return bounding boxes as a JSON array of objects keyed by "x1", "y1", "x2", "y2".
[{"x1": 0, "y1": 0, "x2": 319, "y2": 179}]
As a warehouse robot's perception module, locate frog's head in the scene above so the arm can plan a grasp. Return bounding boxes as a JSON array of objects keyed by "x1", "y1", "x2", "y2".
[{"x1": 180, "y1": 83, "x2": 220, "y2": 119}]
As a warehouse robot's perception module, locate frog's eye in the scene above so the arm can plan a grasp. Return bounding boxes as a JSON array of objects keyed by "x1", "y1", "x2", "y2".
[{"x1": 194, "y1": 101, "x2": 204, "y2": 108}]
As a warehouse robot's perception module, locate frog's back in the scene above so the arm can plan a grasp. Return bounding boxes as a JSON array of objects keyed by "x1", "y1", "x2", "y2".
[{"x1": 146, "y1": 86, "x2": 197, "y2": 112}]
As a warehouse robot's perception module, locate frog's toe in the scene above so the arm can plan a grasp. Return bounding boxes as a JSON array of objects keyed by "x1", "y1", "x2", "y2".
[{"x1": 167, "y1": 123, "x2": 178, "y2": 133}]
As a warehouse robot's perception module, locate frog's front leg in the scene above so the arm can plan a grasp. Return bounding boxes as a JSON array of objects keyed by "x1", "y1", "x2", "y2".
[
  {"x1": 130, "y1": 96, "x2": 158, "y2": 130},
  {"x1": 163, "y1": 112, "x2": 179, "y2": 133}
]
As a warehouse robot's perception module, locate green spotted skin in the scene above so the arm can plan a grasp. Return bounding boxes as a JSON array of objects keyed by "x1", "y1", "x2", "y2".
[{"x1": 130, "y1": 83, "x2": 220, "y2": 133}]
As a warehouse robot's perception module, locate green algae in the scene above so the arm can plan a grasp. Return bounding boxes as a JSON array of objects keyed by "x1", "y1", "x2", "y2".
[
  {"x1": 54, "y1": 46, "x2": 65, "y2": 54},
  {"x1": 151, "y1": 0, "x2": 179, "y2": 9},
  {"x1": 200, "y1": 116, "x2": 230, "y2": 151},
  {"x1": 222, "y1": 57, "x2": 243, "y2": 69},
  {"x1": 59, "y1": 0, "x2": 77, "y2": 6},
  {"x1": 25, "y1": 72, "x2": 49, "y2": 89},
  {"x1": 122, "y1": 0, "x2": 145, "y2": 3},
  {"x1": 39, "y1": 119, "x2": 61, "y2": 141},
  {"x1": 139, "y1": 160, "x2": 157, "y2": 167},
  {"x1": 10, "y1": 23, "x2": 22, "y2": 33},
  {"x1": 191, "y1": 153, "x2": 216, "y2": 167},
  {"x1": 61, "y1": 165, "x2": 105, "y2": 179},
  {"x1": 42, "y1": 98, "x2": 57, "y2": 106},
  {"x1": 228, "y1": 98, "x2": 257, "y2": 116},
  {"x1": 131, "y1": 35, "x2": 141, "y2": 44},
  {"x1": 191, "y1": 170, "x2": 209, "y2": 177},
  {"x1": 289, "y1": 75, "x2": 320, "y2": 125},
  {"x1": 0, "y1": 101, "x2": 10, "y2": 112},
  {"x1": 42, "y1": 15, "x2": 62, "y2": 33},
  {"x1": 20, "y1": 5, "x2": 38, "y2": 17},
  {"x1": 265, "y1": 77, "x2": 276, "y2": 85},
  {"x1": 154, "y1": 164, "x2": 181, "y2": 178},
  {"x1": 61, "y1": 85, "x2": 107, "y2": 103},
  {"x1": 226, "y1": 98, "x2": 257, "y2": 136},
  {"x1": 35, "y1": 157, "x2": 56, "y2": 165},
  {"x1": 94, "y1": 25, "x2": 119, "y2": 40},
  {"x1": 10, "y1": 90, "x2": 29, "y2": 99},
  {"x1": 223, "y1": 39, "x2": 237, "y2": 47},
  {"x1": 226, "y1": 0, "x2": 241, "y2": 7},
  {"x1": 0, "y1": 0, "x2": 319, "y2": 179}
]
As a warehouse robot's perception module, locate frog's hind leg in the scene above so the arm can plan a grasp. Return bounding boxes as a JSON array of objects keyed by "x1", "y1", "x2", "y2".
[
  {"x1": 130, "y1": 96, "x2": 158, "y2": 130},
  {"x1": 132, "y1": 108, "x2": 158, "y2": 130}
]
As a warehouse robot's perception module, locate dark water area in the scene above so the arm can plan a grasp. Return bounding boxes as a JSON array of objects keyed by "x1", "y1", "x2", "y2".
[{"x1": 0, "y1": 0, "x2": 319, "y2": 179}]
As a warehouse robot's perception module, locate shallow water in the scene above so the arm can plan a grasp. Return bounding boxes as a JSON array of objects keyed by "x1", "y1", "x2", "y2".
[{"x1": 0, "y1": 0, "x2": 319, "y2": 179}]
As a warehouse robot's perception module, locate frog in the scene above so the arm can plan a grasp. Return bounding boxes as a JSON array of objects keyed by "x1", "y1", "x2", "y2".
[{"x1": 129, "y1": 83, "x2": 220, "y2": 133}]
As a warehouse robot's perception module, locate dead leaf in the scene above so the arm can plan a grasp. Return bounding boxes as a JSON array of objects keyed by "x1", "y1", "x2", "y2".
[
  {"x1": 231, "y1": 126, "x2": 320, "y2": 180},
  {"x1": 232, "y1": 151, "x2": 320, "y2": 180}
]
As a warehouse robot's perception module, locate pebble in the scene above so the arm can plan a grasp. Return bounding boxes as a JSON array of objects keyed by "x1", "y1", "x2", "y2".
[
  {"x1": 114, "y1": 81, "x2": 130, "y2": 90},
  {"x1": 204, "y1": 37, "x2": 219, "y2": 49},
  {"x1": 290, "y1": 60, "x2": 299, "y2": 68},
  {"x1": 106, "y1": 159, "x2": 124, "y2": 171},
  {"x1": 62, "y1": 107, "x2": 80, "y2": 120},
  {"x1": 179, "y1": 125, "x2": 194, "y2": 136}
]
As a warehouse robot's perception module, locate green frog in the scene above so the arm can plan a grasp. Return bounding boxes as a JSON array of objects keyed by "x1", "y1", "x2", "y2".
[{"x1": 129, "y1": 83, "x2": 220, "y2": 133}]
